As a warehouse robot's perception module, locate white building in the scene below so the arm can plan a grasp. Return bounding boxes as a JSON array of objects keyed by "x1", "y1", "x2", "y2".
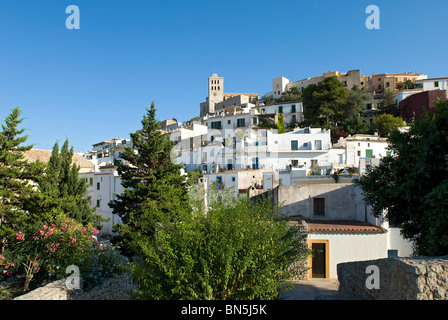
[
  {"x1": 84, "y1": 138, "x2": 132, "y2": 167},
  {"x1": 257, "y1": 101, "x2": 304, "y2": 125},
  {"x1": 79, "y1": 165, "x2": 124, "y2": 237},
  {"x1": 333, "y1": 134, "x2": 391, "y2": 169},
  {"x1": 415, "y1": 77, "x2": 448, "y2": 91},
  {"x1": 258, "y1": 179, "x2": 414, "y2": 279}
]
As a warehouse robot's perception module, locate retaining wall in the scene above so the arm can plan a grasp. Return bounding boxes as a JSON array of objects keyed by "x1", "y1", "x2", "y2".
[{"x1": 337, "y1": 255, "x2": 448, "y2": 300}]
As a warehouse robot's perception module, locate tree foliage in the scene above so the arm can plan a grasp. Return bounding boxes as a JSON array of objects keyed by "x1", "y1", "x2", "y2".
[
  {"x1": 371, "y1": 113, "x2": 405, "y2": 137},
  {"x1": 302, "y1": 76, "x2": 369, "y2": 129},
  {"x1": 23, "y1": 139, "x2": 103, "y2": 227},
  {"x1": 110, "y1": 102, "x2": 192, "y2": 257},
  {"x1": 262, "y1": 87, "x2": 302, "y2": 106},
  {"x1": 0, "y1": 107, "x2": 40, "y2": 254},
  {"x1": 358, "y1": 100, "x2": 448, "y2": 256},
  {"x1": 130, "y1": 190, "x2": 309, "y2": 300}
]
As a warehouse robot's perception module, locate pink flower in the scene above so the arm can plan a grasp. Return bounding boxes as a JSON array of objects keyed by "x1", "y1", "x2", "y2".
[
  {"x1": 15, "y1": 231, "x2": 25, "y2": 241},
  {"x1": 40, "y1": 230, "x2": 44, "y2": 236},
  {"x1": 46, "y1": 231, "x2": 52, "y2": 236},
  {"x1": 42, "y1": 225, "x2": 48, "y2": 230},
  {"x1": 70, "y1": 237, "x2": 76, "y2": 243},
  {"x1": 91, "y1": 228, "x2": 99, "y2": 235},
  {"x1": 95, "y1": 242, "x2": 101, "y2": 247}
]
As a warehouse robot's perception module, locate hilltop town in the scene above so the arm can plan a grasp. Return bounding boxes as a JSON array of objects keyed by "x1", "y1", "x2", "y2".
[{"x1": 74, "y1": 70, "x2": 447, "y2": 280}]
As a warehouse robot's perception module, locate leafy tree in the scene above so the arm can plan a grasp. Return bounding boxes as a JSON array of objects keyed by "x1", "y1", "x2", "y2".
[
  {"x1": 262, "y1": 87, "x2": 302, "y2": 106},
  {"x1": 110, "y1": 102, "x2": 192, "y2": 257},
  {"x1": 0, "y1": 107, "x2": 42, "y2": 254},
  {"x1": 130, "y1": 190, "x2": 309, "y2": 300},
  {"x1": 405, "y1": 79, "x2": 415, "y2": 89},
  {"x1": 277, "y1": 87, "x2": 302, "y2": 103},
  {"x1": 344, "y1": 85, "x2": 369, "y2": 119},
  {"x1": 341, "y1": 116, "x2": 370, "y2": 136},
  {"x1": 276, "y1": 113, "x2": 285, "y2": 134},
  {"x1": 380, "y1": 89, "x2": 397, "y2": 115},
  {"x1": 302, "y1": 76, "x2": 349, "y2": 128},
  {"x1": 371, "y1": 113, "x2": 405, "y2": 136},
  {"x1": 358, "y1": 100, "x2": 448, "y2": 256}
]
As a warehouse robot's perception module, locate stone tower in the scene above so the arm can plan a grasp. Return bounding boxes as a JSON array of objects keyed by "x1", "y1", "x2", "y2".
[{"x1": 207, "y1": 73, "x2": 224, "y2": 113}]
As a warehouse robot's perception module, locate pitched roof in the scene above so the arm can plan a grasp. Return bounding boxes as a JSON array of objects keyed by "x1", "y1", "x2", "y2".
[{"x1": 24, "y1": 149, "x2": 94, "y2": 169}]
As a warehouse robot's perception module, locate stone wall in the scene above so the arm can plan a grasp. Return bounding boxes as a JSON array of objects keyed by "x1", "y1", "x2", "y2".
[
  {"x1": 337, "y1": 255, "x2": 448, "y2": 300},
  {"x1": 14, "y1": 273, "x2": 136, "y2": 300}
]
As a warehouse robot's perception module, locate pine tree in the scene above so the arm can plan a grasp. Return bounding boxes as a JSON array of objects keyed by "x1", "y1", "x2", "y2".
[
  {"x1": 110, "y1": 102, "x2": 192, "y2": 257},
  {"x1": 0, "y1": 107, "x2": 40, "y2": 253}
]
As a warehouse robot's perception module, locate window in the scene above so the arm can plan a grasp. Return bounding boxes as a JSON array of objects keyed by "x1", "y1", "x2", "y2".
[
  {"x1": 357, "y1": 150, "x2": 361, "y2": 156},
  {"x1": 366, "y1": 149, "x2": 373, "y2": 158},
  {"x1": 313, "y1": 198, "x2": 325, "y2": 216},
  {"x1": 232, "y1": 177, "x2": 236, "y2": 182},
  {"x1": 291, "y1": 160, "x2": 299, "y2": 168},
  {"x1": 388, "y1": 250, "x2": 398, "y2": 258},
  {"x1": 278, "y1": 106, "x2": 283, "y2": 114},
  {"x1": 96, "y1": 200, "x2": 100, "y2": 208},
  {"x1": 202, "y1": 152, "x2": 207, "y2": 162},
  {"x1": 366, "y1": 103, "x2": 372, "y2": 110},
  {"x1": 291, "y1": 105, "x2": 296, "y2": 113},
  {"x1": 227, "y1": 120, "x2": 231, "y2": 124},
  {"x1": 303, "y1": 142, "x2": 308, "y2": 147},
  {"x1": 435, "y1": 81, "x2": 439, "y2": 88},
  {"x1": 314, "y1": 140, "x2": 322, "y2": 150},
  {"x1": 237, "y1": 118, "x2": 246, "y2": 127},
  {"x1": 211, "y1": 121, "x2": 221, "y2": 129},
  {"x1": 97, "y1": 182, "x2": 100, "y2": 190},
  {"x1": 386, "y1": 82, "x2": 390, "y2": 87},
  {"x1": 291, "y1": 140, "x2": 299, "y2": 150},
  {"x1": 261, "y1": 108, "x2": 265, "y2": 114}
]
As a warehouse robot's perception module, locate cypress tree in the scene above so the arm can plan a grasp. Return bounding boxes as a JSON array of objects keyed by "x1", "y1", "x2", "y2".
[
  {"x1": 110, "y1": 102, "x2": 192, "y2": 257},
  {"x1": 24, "y1": 139, "x2": 105, "y2": 227}
]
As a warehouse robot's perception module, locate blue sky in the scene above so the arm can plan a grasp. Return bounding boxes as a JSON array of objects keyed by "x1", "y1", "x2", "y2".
[{"x1": 0, "y1": 0, "x2": 447, "y2": 152}]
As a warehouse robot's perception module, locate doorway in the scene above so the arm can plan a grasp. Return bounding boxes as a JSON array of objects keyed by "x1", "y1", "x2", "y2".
[{"x1": 308, "y1": 240, "x2": 329, "y2": 279}]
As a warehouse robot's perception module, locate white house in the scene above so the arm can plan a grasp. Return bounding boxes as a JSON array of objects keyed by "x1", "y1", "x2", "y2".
[
  {"x1": 259, "y1": 179, "x2": 414, "y2": 279},
  {"x1": 415, "y1": 77, "x2": 448, "y2": 91},
  {"x1": 79, "y1": 165, "x2": 124, "y2": 237},
  {"x1": 257, "y1": 101, "x2": 304, "y2": 125},
  {"x1": 334, "y1": 134, "x2": 391, "y2": 168}
]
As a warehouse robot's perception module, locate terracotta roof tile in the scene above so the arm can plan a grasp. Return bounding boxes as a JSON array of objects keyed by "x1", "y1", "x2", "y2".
[
  {"x1": 24, "y1": 149, "x2": 94, "y2": 169},
  {"x1": 305, "y1": 219, "x2": 386, "y2": 234}
]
